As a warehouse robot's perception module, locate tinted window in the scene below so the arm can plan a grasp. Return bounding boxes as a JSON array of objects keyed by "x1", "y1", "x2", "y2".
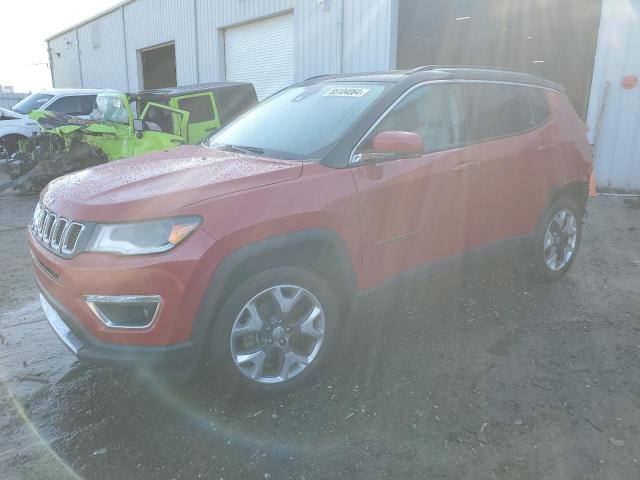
[
  {"x1": 77, "y1": 95, "x2": 97, "y2": 115},
  {"x1": 177, "y1": 95, "x2": 215, "y2": 124},
  {"x1": 463, "y1": 84, "x2": 534, "y2": 143},
  {"x1": 215, "y1": 85, "x2": 258, "y2": 125},
  {"x1": 527, "y1": 88, "x2": 551, "y2": 125},
  {"x1": 48, "y1": 95, "x2": 97, "y2": 115},
  {"x1": 368, "y1": 84, "x2": 465, "y2": 153}
]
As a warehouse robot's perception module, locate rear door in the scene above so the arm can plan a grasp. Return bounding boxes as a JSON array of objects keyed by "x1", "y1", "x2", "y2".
[
  {"x1": 175, "y1": 92, "x2": 221, "y2": 144},
  {"x1": 461, "y1": 83, "x2": 556, "y2": 244},
  {"x1": 352, "y1": 83, "x2": 480, "y2": 288}
]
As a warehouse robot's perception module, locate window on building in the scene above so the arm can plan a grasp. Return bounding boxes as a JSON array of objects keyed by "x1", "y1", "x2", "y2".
[
  {"x1": 462, "y1": 84, "x2": 534, "y2": 143},
  {"x1": 177, "y1": 95, "x2": 216, "y2": 124}
]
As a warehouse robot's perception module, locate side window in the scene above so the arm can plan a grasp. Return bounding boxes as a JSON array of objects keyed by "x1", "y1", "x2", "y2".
[
  {"x1": 177, "y1": 94, "x2": 215, "y2": 124},
  {"x1": 47, "y1": 95, "x2": 96, "y2": 116},
  {"x1": 77, "y1": 95, "x2": 97, "y2": 115},
  {"x1": 463, "y1": 84, "x2": 535, "y2": 142},
  {"x1": 47, "y1": 96, "x2": 80, "y2": 114},
  {"x1": 527, "y1": 88, "x2": 551, "y2": 126},
  {"x1": 143, "y1": 105, "x2": 176, "y2": 134},
  {"x1": 367, "y1": 84, "x2": 464, "y2": 153}
]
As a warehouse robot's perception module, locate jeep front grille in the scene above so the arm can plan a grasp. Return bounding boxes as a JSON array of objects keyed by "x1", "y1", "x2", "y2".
[{"x1": 31, "y1": 203, "x2": 85, "y2": 257}]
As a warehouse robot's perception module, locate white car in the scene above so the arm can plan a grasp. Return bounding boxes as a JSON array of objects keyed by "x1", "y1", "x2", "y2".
[{"x1": 0, "y1": 88, "x2": 114, "y2": 155}]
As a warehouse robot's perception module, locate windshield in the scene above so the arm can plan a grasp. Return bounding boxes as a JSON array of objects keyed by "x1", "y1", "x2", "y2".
[
  {"x1": 205, "y1": 83, "x2": 387, "y2": 160},
  {"x1": 12, "y1": 93, "x2": 54, "y2": 115},
  {"x1": 90, "y1": 94, "x2": 130, "y2": 125}
]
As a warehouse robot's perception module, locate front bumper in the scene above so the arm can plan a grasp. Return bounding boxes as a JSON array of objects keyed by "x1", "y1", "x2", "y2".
[{"x1": 39, "y1": 282, "x2": 198, "y2": 369}]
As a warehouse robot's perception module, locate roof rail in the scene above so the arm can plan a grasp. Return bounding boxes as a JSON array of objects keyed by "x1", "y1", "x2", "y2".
[
  {"x1": 404, "y1": 65, "x2": 542, "y2": 78},
  {"x1": 304, "y1": 73, "x2": 336, "y2": 82}
]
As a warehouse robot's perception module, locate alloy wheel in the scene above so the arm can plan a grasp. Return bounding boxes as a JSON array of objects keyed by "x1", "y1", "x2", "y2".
[
  {"x1": 229, "y1": 285, "x2": 326, "y2": 384},
  {"x1": 543, "y1": 209, "x2": 578, "y2": 272}
]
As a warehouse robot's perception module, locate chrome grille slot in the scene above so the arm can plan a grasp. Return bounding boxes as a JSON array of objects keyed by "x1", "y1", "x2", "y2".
[
  {"x1": 62, "y1": 223, "x2": 84, "y2": 254},
  {"x1": 50, "y1": 218, "x2": 68, "y2": 249},
  {"x1": 42, "y1": 213, "x2": 57, "y2": 244},
  {"x1": 36, "y1": 209, "x2": 48, "y2": 238},
  {"x1": 30, "y1": 203, "x2": 85, "y2": 257}
]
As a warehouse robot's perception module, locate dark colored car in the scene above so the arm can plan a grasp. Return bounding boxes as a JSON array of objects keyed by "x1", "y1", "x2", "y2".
[{"x1": 29, "y1": 67, "x2": 592, "y2": 395}]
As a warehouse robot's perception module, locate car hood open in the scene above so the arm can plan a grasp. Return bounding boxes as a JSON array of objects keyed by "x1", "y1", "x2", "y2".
[{"x1": 42, "y1": 145, "x2": 303, "y2": 222}]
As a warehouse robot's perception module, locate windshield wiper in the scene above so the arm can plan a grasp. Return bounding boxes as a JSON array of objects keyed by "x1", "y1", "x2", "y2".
[{"x1": 219, "y1": 144, "x2": 264, "y2": 156}]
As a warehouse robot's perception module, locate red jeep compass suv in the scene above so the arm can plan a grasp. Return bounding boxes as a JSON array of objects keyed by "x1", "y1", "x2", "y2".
[{"x1": 29, "y1": 67, "x2": 592, "y2": 394}]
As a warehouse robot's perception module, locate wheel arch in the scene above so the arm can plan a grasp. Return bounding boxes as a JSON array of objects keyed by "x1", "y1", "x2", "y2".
[
  {"x1": 190, "y1": 229, "x2": 358, "y2": 354},
  {"x1": 0, "y1": 132, "x2": 29, "y2": 152},
  {"x1": 547, "y1": 181, "x2": 588, "y2": 211},
  {"x1": 539, "y1": 181, "x2": 588, "y2": 227}
]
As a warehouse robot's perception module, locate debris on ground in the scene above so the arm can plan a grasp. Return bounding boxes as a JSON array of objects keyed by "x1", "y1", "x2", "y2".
[
  {"x1": 609, "y1": 437, "x2": 625, "y2": 447},
  {"x1": 0, "y1": 133, "x2": 107, "y2": 194}
]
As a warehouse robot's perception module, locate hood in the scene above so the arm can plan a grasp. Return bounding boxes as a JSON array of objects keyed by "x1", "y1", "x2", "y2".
[
  {"x1": 0, "y1": 107, "x2": 25, "y2": 120},
  {"x1": 42, "y1": 145, "x2": 303, "y2": 221}
]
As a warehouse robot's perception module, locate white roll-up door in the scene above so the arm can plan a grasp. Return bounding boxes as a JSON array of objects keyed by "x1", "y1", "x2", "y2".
[{"x1": 224, "y1": 13, "x2": 295, "y2": 100}]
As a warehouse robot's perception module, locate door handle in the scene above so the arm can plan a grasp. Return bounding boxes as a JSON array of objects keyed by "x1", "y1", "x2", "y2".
[
  {"x1": 536, "y1": 142, "x2": 557, "y2": 152},
  {"x1": 452, "y1": 160, "x2": 478, "y2": 172}
]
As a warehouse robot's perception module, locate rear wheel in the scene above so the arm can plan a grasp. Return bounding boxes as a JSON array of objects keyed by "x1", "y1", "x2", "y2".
[
  {"x1": 208, "y1": 266, "x2": 340, "y2": 395},
  {"x1": 526, "y1": 197, "x2": 583, "y2": 282}
]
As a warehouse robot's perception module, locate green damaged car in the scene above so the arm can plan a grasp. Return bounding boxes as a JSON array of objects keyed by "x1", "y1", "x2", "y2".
[{"x1": 2, "y1": 82, "x2": 257, "y2": 192}]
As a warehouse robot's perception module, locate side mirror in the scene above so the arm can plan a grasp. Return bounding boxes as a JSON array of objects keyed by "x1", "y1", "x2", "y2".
[
  {"x1": 372, "y1": 130, "x2": 424, "y2": 155},
  {"x1": 133, "y1": 119, "x2": 143, "y2": 138},
  {"x1": 133, "y1": 118, "x2": 143, "y2": 132}
]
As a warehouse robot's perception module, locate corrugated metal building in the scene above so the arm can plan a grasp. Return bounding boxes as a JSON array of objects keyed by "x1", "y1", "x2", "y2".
[
  {"x1": 47, "y1": 0, "x2": 397, "y2": 99},
  {"x1": 47, "y1": 0, "x2": 639, "y2": 191},
  {"x1": 586, "y1": 0, "x2": 640, "y2": 192}
]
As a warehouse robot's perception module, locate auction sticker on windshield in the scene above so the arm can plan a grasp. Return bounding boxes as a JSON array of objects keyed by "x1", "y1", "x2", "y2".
[{"x1": 324, "y1": 87, "x2": 371, "y2": 97}]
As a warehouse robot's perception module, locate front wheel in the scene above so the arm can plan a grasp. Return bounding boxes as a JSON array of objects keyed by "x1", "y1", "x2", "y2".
[
  {"x1": 526, "y1": 197, "x2": 583, "y2": 282},
  {"x1": 208, "y1": 266, "x2": 340, "y2": 395}
]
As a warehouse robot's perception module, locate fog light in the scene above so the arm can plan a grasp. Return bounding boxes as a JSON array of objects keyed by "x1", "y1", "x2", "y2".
[{"x1": 84, "y1": 295, "x2": 161, "y2": 329}]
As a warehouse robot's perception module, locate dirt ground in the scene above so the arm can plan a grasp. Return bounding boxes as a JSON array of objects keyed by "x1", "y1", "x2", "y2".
[{"x1": 1, "y1": 189, "x2": 639, "y2": 480}]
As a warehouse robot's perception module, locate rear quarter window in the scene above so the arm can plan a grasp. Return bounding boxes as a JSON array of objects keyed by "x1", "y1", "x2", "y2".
[
  {"x1": 462, "y1": 84, "x2": 535, "y2": 143},
  {"x1": 527, "y1": 88, "x2": 551, "y2": 125}
]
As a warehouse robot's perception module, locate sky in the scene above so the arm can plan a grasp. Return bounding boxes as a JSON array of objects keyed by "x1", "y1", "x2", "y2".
[{"x1": 0, "y1": 0, "x2": 122, "y2": 93}]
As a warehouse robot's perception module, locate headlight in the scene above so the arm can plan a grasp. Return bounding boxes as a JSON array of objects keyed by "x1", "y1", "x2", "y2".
[{"x1": 86, "y1": 216, "x2": 201, "y2": 255}]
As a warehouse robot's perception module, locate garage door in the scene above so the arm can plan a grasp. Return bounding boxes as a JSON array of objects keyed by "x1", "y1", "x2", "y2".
[{"x1": 224, "y1": 13, "x2": 294, "y2": 100}]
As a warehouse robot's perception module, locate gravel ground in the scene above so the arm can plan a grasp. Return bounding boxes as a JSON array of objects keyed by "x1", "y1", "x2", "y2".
[{"x1": 0, "y1": 190, "x2": 639, "y2": 480}]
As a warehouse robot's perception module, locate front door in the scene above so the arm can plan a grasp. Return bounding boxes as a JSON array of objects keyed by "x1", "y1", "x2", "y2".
[
  {"x1": 351, "y1": 83, "x2": 481, "y2": 289},
  {"x1": 174, "y1": 92, "x2": 221, "y2": 144},
  {"x1": 134, "y1": 102, "x2": 189, "y2": 156}
]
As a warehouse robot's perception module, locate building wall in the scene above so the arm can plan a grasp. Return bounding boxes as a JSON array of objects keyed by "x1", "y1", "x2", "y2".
[
  {"x1": 76, "y1": 9, "x2": 129, "y2": 91},
  {"x1": 48, "y1": 0, "x2": 396, "y2": 91},
  {"x1": 49, "y1": 33, "x2": 82, "y2": 88},
  {"x1": 587, "y1": 0, "x2": 640, "y2": 191}
]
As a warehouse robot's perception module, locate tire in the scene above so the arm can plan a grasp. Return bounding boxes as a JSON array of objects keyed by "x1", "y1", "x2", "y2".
[
  {"x1": 208, "y1": 266, "x2": 341, "y2": 396},
  {"x1": 525, "y1": 197, "x2": 583, "y2": 282}
]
